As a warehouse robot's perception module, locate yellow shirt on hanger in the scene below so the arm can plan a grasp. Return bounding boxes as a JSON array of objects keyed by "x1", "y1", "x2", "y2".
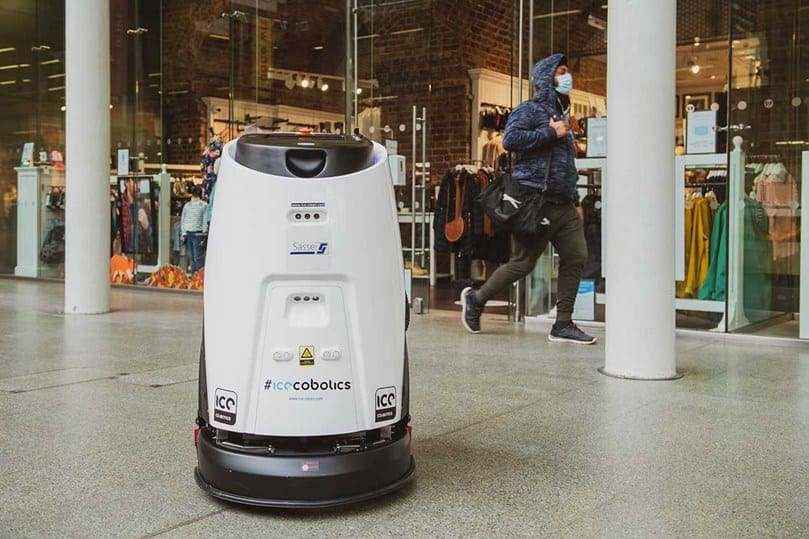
[
  {"x1": 682, "y1": 197, "x2": 712, "y2": 298},
  {"x1": 676, "y1": 198, "x2": 694, "y2": 297}
]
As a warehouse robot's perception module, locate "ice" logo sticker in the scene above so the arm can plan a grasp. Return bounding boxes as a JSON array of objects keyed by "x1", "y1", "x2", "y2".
[
  {"x1": 214, "y1": 388, "x2": 238, "y2": 425},
  {"x1": 375, "y1": 386, "x2": 396, "y2": 422}
]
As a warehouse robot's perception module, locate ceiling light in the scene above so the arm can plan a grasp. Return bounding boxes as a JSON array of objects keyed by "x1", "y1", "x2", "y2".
[
  {"x1": 47, "y1": 73, "x2": 65, "y2": 79},
  {"x1": 355, "y1": 87, "x2": 363, "y2": 95},
  {"x1": 0, "y1": 80, "x2": 14, "y2": 85},
  {"x1": 40, "y1": 59, "x2": 59, "y2": 65},
  {"x1": 301, "y1": 76, "x2": 311, "y2": 88},
  {"x1": 61, "y1": 105, "x2": 66, "y2": 111},
  {"x1": 313, "y1": 45, "x2": 324, "y2": 51},
  {"x1": 320, "y1": 81, "x2": 329, "y2": 92},
  {"x1": 687, "y1": 58, "x2": 700, "y2": 74},
  {"x1": 0, "y1": 47, "x2": 14, "y2": 54}
]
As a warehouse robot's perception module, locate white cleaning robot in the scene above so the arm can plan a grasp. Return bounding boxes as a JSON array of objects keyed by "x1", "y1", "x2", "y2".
[{"x1": 194, "y1": 132, "x2": 414, "y2": 508}]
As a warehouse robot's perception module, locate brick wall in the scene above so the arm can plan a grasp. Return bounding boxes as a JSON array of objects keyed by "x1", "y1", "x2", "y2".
[
  {"x1": 366, "y1": 0, "x2": 520, "y2": 175},
  {"x1": 159, "y1": 0, "x2": 751, "y2": 168},
  {"x1": 162, "y1": 0, "x2": 229, "y2": 164}
]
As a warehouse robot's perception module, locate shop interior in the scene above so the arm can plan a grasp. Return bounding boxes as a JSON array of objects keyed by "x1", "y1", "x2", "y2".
[{"x1": 0, "y1": 1, "x2": 806, "y2": 339}]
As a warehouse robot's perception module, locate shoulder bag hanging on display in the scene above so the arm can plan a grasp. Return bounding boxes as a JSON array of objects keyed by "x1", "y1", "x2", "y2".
[{"x1": 444, "y1": 178, "x2": 466, "y2": 242}]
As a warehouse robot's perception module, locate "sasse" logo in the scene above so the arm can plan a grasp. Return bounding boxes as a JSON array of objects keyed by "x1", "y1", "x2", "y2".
[{"x1": 289, "y1": 242, "x2": 328, "y2": 255}]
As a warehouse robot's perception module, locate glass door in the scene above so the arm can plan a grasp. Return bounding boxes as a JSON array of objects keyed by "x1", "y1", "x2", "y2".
[
  {"x1": 354, "y1": 0, "x2": 434, "y2": 308},
  {"x1": 524, "y1": 1, "x2": 609, "y2": 319},
  {"x1": 726, "y1": 0, "x2": 808, "y2": 338}
]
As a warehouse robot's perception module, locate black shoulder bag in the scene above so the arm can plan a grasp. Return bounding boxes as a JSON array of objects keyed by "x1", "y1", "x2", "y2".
[{"x1": 477, "y1": 157, "x2": 550, "y2": 235}]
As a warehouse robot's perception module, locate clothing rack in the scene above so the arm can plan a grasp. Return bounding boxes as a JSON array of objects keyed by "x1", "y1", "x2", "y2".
[
  {"x1": 359, "y1": 95, "x2": 398, "y2": 105},
  {"x1": 479, "y1": 102, "x2": 511, "y2": 110},
  {"x1": 685, "y1": 181, "x2": 727, "y2": 187},
  {"x1": 747, "y1": 154, "x2": 781, "y2": 162}
]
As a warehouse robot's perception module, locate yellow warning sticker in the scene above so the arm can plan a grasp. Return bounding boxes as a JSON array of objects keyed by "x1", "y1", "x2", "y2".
[{"x1": 299, "y1": 346, "x2": 315, "y2": 366}]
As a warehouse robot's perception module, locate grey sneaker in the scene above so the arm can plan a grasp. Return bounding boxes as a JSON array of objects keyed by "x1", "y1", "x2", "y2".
[
  {"x1": 549, "y1": 321, "x2": 596, "y2": 345},
  {"x1": 461, "y1": 287, "x2": 483, "y2": 334}
]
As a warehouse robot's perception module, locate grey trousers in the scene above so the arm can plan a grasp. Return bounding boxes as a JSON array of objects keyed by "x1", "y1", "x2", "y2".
[{"x1": 476, "y1": 201, "x2": 587, "y2": 321}]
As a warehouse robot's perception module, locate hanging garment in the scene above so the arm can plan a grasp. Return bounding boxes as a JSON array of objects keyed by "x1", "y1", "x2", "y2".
[
  {"x1": 698, "y1": 202, "x2": 727, "y2": 301},
  {"x1": 756, "y1": 171, "x2": 799, "y2": 260},
  {"x1": 742, "y1": 197, "x2": 772, "y2": 313},
  {"x1": 481, "y1": 138, "x2": 504, "y2": 169},
  {"x1": 682, "y1": 197, "x2": 713, "y2": 298},
  {"x1": 433, "y1": 169, "x2": 480, "y2": 256},
  {"x1": 676, "y1": 198, "x2": 695, "y2": 297},
  {"x1": 698, "y1": 198, "x2": 773, "y2": 307},
  {"x1": 471, "y1": 169, "x2": 509, "y2": 263}
]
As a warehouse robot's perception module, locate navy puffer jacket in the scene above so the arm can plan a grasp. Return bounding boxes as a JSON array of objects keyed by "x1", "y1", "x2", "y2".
[{"x1": 502, "y1": 53, "x2": 578, "y2": 202}]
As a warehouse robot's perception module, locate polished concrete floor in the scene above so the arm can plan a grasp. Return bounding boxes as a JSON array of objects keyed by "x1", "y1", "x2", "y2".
[{"x1": 2, "y1": 279, "x2": 809, "y2": 537}]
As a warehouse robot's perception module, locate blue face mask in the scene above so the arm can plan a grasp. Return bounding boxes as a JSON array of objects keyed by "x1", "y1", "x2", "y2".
[{"x1": 555, "y1": 73, "x2": 573, "y2": 95}]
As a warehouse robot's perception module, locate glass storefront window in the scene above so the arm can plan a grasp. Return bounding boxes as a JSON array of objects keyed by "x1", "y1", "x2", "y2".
[
  {"x1": 0, "y1": 1, "x2": 66, "y2": 276},
  {"x1": 2, "y1": 1, "x2": 808, "y2": 340}
]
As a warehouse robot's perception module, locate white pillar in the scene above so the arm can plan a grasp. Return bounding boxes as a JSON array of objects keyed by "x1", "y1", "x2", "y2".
[
  {"x1": 64, "y1": 0, "x2": 110, "y2": 314},
  {"x1": 602, "y1": 0, "x2": 679, "y2": 380}
]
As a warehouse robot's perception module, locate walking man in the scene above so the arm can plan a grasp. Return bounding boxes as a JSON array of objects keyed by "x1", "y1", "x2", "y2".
[{"x1": 461, "y1": 53, "x2": 596, "y2": 345}]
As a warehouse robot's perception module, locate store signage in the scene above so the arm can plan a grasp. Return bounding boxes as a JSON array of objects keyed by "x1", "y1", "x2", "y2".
[
  {"x1": 21, "y1": 142, "x2": 34, "y2": 166},
  {"x1": 586, "y1": 117, "x2": 607, "y2": 157},
  {"x1": 117, "y1": 149, "x2": 129, "y2": 175},
  {"x1": 572, "y1": 280, "x2": 595, "y2": 321},
  {"x1": 686, "y1": 110, "x2": 717, "y2": 154}
]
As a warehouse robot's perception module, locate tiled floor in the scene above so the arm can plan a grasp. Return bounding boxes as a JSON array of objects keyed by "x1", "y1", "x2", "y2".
[{"x1": 1, "y1": 278, "x2": 809, "y2": 537}]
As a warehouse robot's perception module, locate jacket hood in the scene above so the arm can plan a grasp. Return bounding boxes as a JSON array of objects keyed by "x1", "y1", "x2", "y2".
[{"x1": 532, "y1": 53, "x2": 566, "y2": 104}]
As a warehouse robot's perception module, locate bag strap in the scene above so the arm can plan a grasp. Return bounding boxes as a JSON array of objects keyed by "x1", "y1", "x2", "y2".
[{"x1": 453, "y1": 176, "x2": 463, "y2": 221}]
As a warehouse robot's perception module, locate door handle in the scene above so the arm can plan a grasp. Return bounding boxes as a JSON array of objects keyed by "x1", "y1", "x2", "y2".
[{"x1": 714, "y1": 124, "x2": 752, "y2": 133}]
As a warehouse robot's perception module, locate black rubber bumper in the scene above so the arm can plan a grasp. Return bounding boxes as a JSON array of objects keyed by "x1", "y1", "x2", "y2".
[{"x1": 194, "y1": 431, "x2": 415, "y2": 508}]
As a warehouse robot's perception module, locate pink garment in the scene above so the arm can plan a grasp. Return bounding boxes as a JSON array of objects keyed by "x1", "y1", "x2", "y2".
[{"x1": 756, "y1": 173, "x2": 799, "y2": 260}]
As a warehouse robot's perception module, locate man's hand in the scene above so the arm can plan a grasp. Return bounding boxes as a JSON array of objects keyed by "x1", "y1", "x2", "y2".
[
  {"x1": 576, "y1": 206, "x2": 584, "y2": 221},
  {"x1": 550, "y1": 117, "x2": 570, "y2": 138}
]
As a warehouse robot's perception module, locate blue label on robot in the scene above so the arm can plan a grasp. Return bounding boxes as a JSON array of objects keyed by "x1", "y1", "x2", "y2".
[{"x1": 289, "y1": 242, "x2": 329, "y2": 255}]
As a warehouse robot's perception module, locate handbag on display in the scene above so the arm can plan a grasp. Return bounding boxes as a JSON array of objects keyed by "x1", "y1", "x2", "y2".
[{"x1": 444, "y1": 178, "x2": 466, "y2": 242}]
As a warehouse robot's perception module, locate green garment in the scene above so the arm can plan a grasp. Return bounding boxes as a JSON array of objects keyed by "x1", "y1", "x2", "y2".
[
  {"x1": 698, "y1": 202, "x2": 727, "y2": 301},
  {"x1": 697, "y1": 199, "x2": 772, "y2": 310},
  {"x1": 742, "y1": 197, "x2": 771, "y2": 316}
]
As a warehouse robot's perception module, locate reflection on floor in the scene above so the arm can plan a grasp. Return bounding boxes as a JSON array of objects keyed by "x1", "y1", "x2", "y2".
[
  {"x1": 748, "y1": 319, "x2": 800, "y2": 339},
  {"x1": 421, "y1": 280, "x2": 802, "y2": 340}
]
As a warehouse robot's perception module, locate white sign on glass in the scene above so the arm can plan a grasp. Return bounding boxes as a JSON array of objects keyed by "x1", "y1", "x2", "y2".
[
  {"x1": 586, "y1": 117, "x2": 607, "y2": 157},
  {"x1": 686, "y1": 110, "x2": 717, "y2": 154},
  {"x1": 21, "y1": 142, "x2": 34, "y2": 166},
  {"x1": 117, "y1": 149, "x2": 130, "y2": 175}
]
